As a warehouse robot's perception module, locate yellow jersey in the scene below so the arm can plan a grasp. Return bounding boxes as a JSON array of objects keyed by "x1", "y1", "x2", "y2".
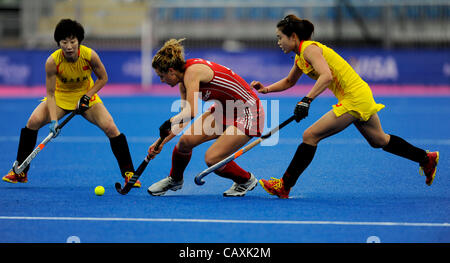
[
  {"x1": 50, "y1": 45, "x2": 101, "y2": 110},
  {"x1": 294, "y1": 40, "x2": 384, "y2": 121}
]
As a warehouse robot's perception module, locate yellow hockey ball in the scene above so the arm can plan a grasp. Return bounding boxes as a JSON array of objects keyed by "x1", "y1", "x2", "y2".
[{"x1": 95, "y1": 186, "x2": 105, "y2": 196}]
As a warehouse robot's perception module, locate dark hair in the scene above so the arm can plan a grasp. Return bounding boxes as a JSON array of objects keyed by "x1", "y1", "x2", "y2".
[
  {"x1": 54, "y1": 19, "x2": 85, "y2": 45},
  {"x1": 277, "y1": 14, "x2": 314, "y2": 41}
]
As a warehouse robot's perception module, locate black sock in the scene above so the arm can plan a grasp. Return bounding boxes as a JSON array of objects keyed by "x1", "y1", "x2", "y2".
[
  {"x1": 109, "y1": 133, "x2": 135, "y2": 177},
  {"x1": 282, "y1": 142, "x2": 317, "y2": 189},
  {"x1": 16, "y1": 127, "x2": 38, "y2": 173},
  {"x1": 383, "y1": 134, "x2": 428, "y2": 165}
]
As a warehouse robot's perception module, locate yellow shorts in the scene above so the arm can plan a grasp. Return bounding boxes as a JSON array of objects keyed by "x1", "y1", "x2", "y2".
[
  {"x1": 332, "y1": 86, "x2": 384, "y2": 122},
  {"x1": 42, "y1": 93, "x2": 102, "y2": 111}
]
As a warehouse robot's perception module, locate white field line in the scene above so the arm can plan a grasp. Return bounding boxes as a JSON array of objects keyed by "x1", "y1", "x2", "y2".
[{"x1": 0, "y1": 216, "x2": 448, "y2": 227}]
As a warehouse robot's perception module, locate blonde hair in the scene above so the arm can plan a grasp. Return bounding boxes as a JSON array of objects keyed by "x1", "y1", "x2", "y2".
[{"x1": 152, "y1": 38, "x2": 186, "y2": 73}]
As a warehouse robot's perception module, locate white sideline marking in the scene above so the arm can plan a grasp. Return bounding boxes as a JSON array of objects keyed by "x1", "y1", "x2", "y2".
[{"x1": 0, "y1": 216, "x2": 448, "y2": 227}]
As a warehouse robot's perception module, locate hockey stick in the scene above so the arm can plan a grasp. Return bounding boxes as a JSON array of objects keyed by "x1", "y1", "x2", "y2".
[
  {"x1": 12, "y1": 111, "x2": 77, "y2": 174},
  {"x1": 194, "y1": 115, "x2": 296, "y2": 185},
  {"x1": 115, "y1": 137, "x2": 164, "y2": 195}
]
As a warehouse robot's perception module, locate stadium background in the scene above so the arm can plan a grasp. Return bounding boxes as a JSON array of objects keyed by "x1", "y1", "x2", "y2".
[{"x1": 0, "y1": 0, "x2": 449, "y2": 93}]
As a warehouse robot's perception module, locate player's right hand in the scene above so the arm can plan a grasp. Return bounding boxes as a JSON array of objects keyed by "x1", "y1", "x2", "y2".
[
  {"x1": 76, "y1": 94, "x2": 91, "y2": 114},
  {"x1": 251, "y1": 81, "x2": 268, "y2": 94},
  {"x1": 147, "y1": 140, "x2": 164, "y2": 160}
]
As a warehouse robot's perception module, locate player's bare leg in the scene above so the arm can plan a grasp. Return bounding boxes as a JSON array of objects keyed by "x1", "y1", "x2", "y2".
[
  {"x1": 148, "y1": 111, "x2": 219, "y2": 196},
  {"x1": 205, "y1": 125, "x2": 258, "y2": 196},
  {"x1": 356, "y1": 113, "x2": 438, "y2": 186},
  {"x1": 3, "y1": 101, "x2": 66, "y2": 183},
  {"x1": 82, "y1": 102, "x2": 120, "y2": 138},
  {"x1": 83, "y1": 103, "x2": 138, "y2": 186},
  {"x1": 260, "y1": 110, "x2": 356, "y2": 198},
  {"x1": 353, "y1": 113, "x2": 390, "y2": 148},
  {"x1": 148, "y1": 111, "x2": 257, "y2": 196}
]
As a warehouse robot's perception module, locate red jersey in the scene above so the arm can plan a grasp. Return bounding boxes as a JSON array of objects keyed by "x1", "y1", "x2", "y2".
[
  {"x1": 184, "y1": 58, "x2": 259, "y2": 106},
  {"x1": 184, "y1": 58, "x2": 264, "y2": 137}
]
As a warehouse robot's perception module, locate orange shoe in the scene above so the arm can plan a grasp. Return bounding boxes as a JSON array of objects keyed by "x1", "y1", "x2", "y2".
[
  {"x1": 124, "y1": 171, "x2": 141, "y2": 188},
  {"x1": 3, "y1": 170, "x2": 28, "y2": 183},
  {"x1": 420, "y1": 151, "x2": 439, "y2": 186},
  {"x1": 259, "y1": 177, "x2": 290, "y2": 199}
]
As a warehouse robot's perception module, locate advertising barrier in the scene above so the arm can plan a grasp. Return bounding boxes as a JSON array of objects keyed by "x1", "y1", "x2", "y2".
[{"x1": 0, "y1": 48, "x2": 448, "y2": 90}]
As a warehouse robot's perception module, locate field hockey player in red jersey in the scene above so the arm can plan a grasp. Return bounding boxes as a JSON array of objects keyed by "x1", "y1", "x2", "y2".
[{"x1": 146, "y1": 38, "x2": 265, "y2": 197}]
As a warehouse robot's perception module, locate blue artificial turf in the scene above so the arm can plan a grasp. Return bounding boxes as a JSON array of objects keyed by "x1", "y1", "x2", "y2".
[{"x1": 0, "y1": 96, "x2": 448, "y2": 243}]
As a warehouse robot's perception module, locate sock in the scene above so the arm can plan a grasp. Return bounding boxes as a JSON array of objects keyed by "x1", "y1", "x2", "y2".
[
  {"x1": 169, "y1": 145, "x2": 192, "y2": 181},
  {"x1": 383, "y1": 134, "x2": 428, "y2": 165},
  {"x1": 109, "y1": 133, "x2": 135, "y2": 177},
  {"x1": 282, "y1": 142, "x2": 317, "y2": 189},
  {"x1": 214, "y1": 161, "x2": 250, "y2": 184},
  {"x1": 16, "y1": 127, "x2": 38, "y2": 173}
]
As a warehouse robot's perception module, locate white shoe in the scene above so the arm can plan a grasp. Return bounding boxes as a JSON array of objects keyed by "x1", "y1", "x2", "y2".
[
  {"x1": 223, "y1": 173, "x2": 258, "y2": 197},
  {"x1": 147, "y1": 176, "x2": 183, "y2": 196}
]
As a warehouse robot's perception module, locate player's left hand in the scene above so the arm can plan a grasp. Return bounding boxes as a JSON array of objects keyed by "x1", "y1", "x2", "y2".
[
  {"x1": 294, "y1": 97, "x2": 313, "y2": 122},
  {"x1": 49, "y1": 120, "x2": 61, "y2": 138},
  {"x1": 76, "y1": 94, "x2": 91, "y2": 114},
  {"x1": 251, "y1": 81, "x2": 268, "y2": 94}
]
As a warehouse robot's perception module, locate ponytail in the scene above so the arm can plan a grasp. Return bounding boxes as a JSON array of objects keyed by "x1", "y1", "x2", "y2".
[
  {"x1": 277, "y1": 14, "x2": 314, "y2": 41},
  {"x1": 152, "y1": 38, "x2": 186, "y2": 73}
]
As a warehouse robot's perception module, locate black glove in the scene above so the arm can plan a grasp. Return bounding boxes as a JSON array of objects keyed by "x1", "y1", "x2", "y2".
[
  {"x1": 294, "y1": 97, "x2": 313, "y2": 122},
  {"x1": 76, "y1": 94, "x2": 91, "y2": 114},
  {"x1": 159, "y1": 118, "x2": 172, "y2": 139}
]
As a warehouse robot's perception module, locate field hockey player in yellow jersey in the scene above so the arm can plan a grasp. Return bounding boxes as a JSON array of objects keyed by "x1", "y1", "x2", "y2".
[
  {"x1": 252, "y1": 15, "x2": 439, "y2": 199},
  {"x1": 3, "y1": 19, "x2": 139, "y2": 187}
]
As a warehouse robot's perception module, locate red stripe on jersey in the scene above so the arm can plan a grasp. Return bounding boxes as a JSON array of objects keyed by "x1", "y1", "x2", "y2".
[{"x1": 184, "y1": 58, "x2": 259, "y2": 105}]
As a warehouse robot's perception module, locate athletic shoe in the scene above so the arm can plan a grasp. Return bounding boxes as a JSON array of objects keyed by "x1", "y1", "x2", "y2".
[
  {"x1": 124, "y1": 171, "x2": 141, "y2": 188},
  {"x1": 147, "y1": 176, "x2": 183, "y2": 196},
  {"x1": 419, "y1": 151, "x2": 439, "y2": 186},
  {"x1": 223, "y1": 173, "x2": 258, "y2": 197},
  {"x1": 2, "y1": 170, "x2": 28, "y2": 183},
  {"x1": 259, "y1": 177, "x2": 290, "y2": 199}
]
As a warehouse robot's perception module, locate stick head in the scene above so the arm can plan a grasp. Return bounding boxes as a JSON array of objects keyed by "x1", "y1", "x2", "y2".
[
  {"x1": 115, "y1": 182, "x2": 125, "y2": 195},
  {"x1": 12, "y1": 160, "x2": 22, "y2": 174},
  {"x1": 194, "y1": 175, "x2": 206, "y2": 185}
]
